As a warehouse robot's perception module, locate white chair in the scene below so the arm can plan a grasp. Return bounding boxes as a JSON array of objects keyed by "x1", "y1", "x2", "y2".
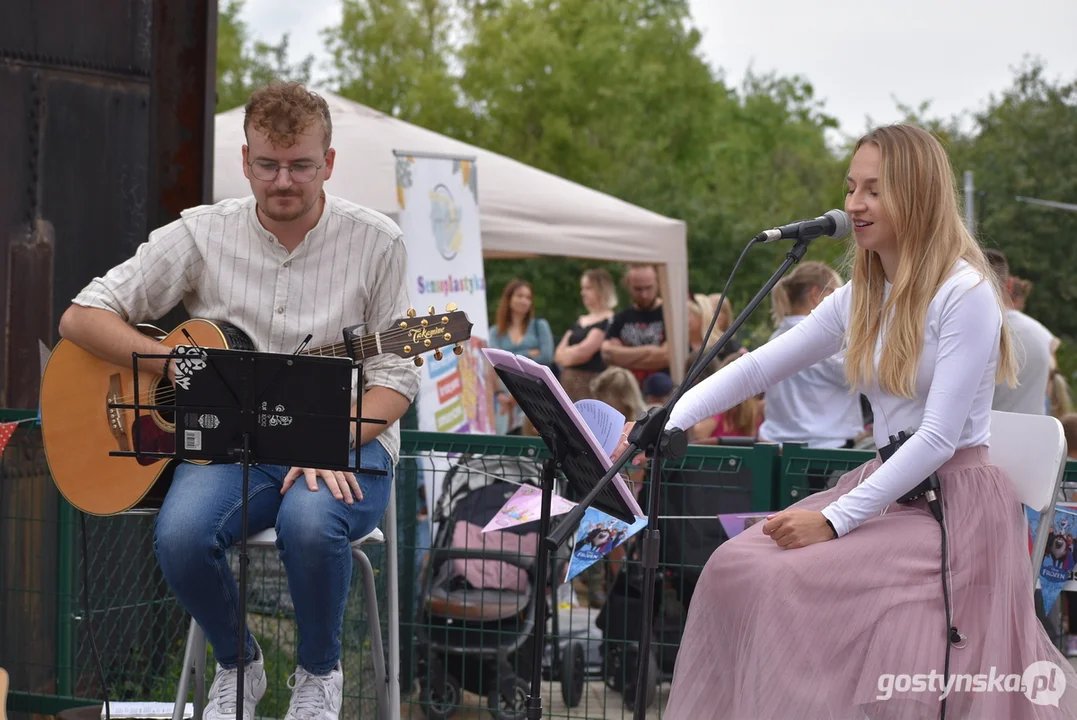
[
  {"x1": 171, "y1": 481, "x2": 401, "y2": 720},
  {"x1": 989, "y1": 410, "x2": 1069, "y2": 588}
]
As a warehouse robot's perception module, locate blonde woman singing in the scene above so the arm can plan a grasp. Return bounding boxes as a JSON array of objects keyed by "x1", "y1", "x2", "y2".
[{"x1": 616, "y1": 124, "x2": 1077, "y2": 718}]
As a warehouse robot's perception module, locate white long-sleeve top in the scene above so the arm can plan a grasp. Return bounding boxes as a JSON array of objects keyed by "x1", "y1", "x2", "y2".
[{"x1": 668, "y1": 260, "x2": 1001, "y2": 536}]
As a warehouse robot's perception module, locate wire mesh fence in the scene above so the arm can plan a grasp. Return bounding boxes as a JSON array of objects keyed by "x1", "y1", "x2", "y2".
[
  {"x1": 0, "y1": 414, "x2": 388, "y2": 720},
  {"x1": 6, "y1": 417, "x2": 1072, "y2": 720},
  {"x1": 395, "y1": 433, "x2": 777, "y2": 719}
]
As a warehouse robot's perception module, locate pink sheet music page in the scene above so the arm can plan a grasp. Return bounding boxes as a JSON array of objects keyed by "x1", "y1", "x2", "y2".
[{"x1": 481, "y1": 348, "x2": 644, "y2": 518}]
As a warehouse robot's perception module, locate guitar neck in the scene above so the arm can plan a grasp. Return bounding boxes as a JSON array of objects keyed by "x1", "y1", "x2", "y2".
[{"x1": 300, "y1": 333, "x2": 375, "y2": 360}]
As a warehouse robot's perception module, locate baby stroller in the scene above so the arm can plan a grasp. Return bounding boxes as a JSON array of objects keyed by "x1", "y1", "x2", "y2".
[
  {"x1": 415, "y1": 454, "x2": 584, "y2": 719},
  {"x1": 594, "y1": 461, "x2": 753, "y2": 709}
]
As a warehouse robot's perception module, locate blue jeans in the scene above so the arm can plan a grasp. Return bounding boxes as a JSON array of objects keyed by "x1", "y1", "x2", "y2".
[{"x1": 153, "y1": 441, "x2": 393, "y2": 674}]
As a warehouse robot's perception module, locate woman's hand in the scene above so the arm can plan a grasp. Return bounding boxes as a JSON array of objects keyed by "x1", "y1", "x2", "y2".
[
  {"x1": 611, "y1": 422, "x2": 634, "y2": 461},
  {"x1": 762, "y1": 510, "x2": 836, "y2": 549},
  {"x1": 611, "y1": 422, "x2": 650, "y2": 467}
]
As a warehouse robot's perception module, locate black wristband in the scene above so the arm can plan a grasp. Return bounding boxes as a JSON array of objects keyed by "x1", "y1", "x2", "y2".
[{"x1": 823, "y1": 516, "x2": 838, "y2": 538}]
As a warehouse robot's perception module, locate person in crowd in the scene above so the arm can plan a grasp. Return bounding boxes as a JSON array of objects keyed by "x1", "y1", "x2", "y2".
[
  {"x1": 488, "y1": 278, "x2": 554, "y2": 434},
  {"x1": 1011, "y1": 276, "x2": 1033, "y2": 312},
  {"x1": 687, "y1": 293, "x2": 715, "y2": 353},
  {"x1": 615, "y1": 124, "x2": 1077, "y2": 718},
  {"x1": 1049, "y1": 370, "x2": 1074, "y2": 419},
  {"x1": 757, "y1": 261, "x2": 864, "y2": 448},
  {"x1": 602, "y1": 264, "x2": 670, "y2": 384},
  {"x1": 554, "y1": 268, "x2": 617, "y2": 402},
  {"x1": 985, "y1": 249, "x2": 1057, "y2": 416},
  {"x1": 586, "y1": 366, "x2": 647, "y2": 599},
  {"x1": 701, "y1": 293, "x2": 745, "y2": 362},
  {"x1": 687, "y1": 352, "x2": 762, "y2": 443},
  {"x1": 641, "y1": 371, "x2": 674, "y2": 407}
]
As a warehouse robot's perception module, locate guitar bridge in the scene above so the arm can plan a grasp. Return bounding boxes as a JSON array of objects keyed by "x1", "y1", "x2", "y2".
[{"x1": 107, "y1": 374, "x2": 131, "y2": 452}]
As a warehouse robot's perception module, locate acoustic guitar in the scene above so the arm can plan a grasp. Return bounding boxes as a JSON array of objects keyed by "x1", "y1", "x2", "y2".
[
  {"x1": 0, "y1": 666, "x2": 7, "y2": 720},
  {"x1": 40, "y1": 306, "x2": 472, "y2": 516}
]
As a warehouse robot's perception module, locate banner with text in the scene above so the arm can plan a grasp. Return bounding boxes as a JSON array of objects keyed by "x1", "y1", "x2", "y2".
[{"x1": 395, "y1": 152, "x2": 492, "y2": 435}]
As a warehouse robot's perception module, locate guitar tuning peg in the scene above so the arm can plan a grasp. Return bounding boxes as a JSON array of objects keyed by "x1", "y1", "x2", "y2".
[
  {"x1": 434, "y1": 349, "x2": 443, "y2": 361},
  {"x1": 453, "y1": 344, "x2": 464, "y2": 355},
  {"x1": 414, "y1": 356, "x2": 424, "y2": 367},
  {"x1": 427, "y1": 305, "x2": 435, "y2": 315},
  {"x1": 407, "y1": 308, "x2": 417, "y2": 318},
  {"x1": 446, "y1": 302, "x2": 458, "y2": 312}
]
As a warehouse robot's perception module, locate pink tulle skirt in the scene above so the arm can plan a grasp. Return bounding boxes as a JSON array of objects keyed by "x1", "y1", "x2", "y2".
[{"x1": 665, "y1": 446, "x2": 1077, "y2": 719}]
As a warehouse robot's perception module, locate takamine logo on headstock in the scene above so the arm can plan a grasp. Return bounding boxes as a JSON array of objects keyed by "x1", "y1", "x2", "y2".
[{"x1": 379, "y1": 303, "x2": 474, "y2": 367}]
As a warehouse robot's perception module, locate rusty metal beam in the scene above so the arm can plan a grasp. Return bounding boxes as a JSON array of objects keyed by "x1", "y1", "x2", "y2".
[{"x1": 150, "y1": 0, "x2": 218, "y2": 227}]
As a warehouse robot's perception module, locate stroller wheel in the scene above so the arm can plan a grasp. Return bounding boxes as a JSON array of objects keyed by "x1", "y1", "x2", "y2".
[
  {"x1": 486, "y1": 673, "x2": 528, "y2": 720},
  {"x1": 560, "y1": 640, "x2": 585, "y2": 708},
  {"x1": 622, "y1": 644, "x2": 659, "y2": 711},
  {"x1": 420, "y1": 670, "x2": 460, "y2": 720}
]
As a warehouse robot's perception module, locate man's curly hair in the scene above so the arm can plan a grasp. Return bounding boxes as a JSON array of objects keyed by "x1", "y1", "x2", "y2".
[{"x1": 243, "y1": 82, "x2": 333, "y2": 151}]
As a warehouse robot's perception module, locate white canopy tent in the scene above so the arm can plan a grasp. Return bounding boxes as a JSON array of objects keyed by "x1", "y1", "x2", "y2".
[{"x1": 212, "y1": 91, "x2": 689, "y2": 381}]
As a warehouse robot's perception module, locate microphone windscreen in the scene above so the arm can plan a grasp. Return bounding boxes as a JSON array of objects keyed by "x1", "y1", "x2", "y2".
[{"x1": 825, "y1": 209, "x2": 851, "y2": 238}]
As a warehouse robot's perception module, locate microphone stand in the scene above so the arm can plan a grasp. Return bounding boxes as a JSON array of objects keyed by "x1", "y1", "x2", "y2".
[{"x1": 546, "y1": 234, "x2": 816, "y2": 718}]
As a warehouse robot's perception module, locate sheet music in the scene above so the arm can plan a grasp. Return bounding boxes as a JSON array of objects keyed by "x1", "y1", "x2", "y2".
[
  {"x1": 481, "y1": 348, "x2": 643, "y2": 518},
  {"x1": 573, "y1": 399, "x2": 625, "y2": 456}
]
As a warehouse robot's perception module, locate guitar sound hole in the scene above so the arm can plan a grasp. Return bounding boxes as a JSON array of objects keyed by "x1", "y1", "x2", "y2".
[
  {"x1": 152, "y1": 378, "x2": 175, "y2": 425},
  {"x1": 132, "y1": 415, "x2": 174, "y2": 465}
]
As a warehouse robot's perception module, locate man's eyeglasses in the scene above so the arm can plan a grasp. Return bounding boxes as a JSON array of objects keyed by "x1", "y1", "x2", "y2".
[{"x1": 248, "y1": 159, "x2": 322, "y2": 183}]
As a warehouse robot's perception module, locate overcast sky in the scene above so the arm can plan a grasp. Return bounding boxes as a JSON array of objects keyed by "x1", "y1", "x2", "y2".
[{"x1": 241, "y1": 0, "x2": 1077, "y2": 139}]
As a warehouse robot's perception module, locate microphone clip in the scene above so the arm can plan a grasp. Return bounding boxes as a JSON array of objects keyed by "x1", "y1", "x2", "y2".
[
  {"x1": 627, "y1": 406, "x2": 687, "y2": 461},
  {"x1": 879, "y1": 429, "x2": 944, "y2": 521}
]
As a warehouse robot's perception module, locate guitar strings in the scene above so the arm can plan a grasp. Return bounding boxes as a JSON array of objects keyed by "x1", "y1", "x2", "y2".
[{"x1": 107, "y1": 322, "x2": 462, "y2": 405}]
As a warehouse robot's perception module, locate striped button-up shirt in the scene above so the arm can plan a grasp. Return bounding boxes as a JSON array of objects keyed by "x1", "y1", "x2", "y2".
[{"x1": 73, "y1": 192, "x2": 421, "y2": 464}]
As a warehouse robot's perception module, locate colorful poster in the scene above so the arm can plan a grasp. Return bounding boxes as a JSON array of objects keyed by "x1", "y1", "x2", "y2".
[
  {"x1": 564, "y1": 506, "x2": 647, "y2": 583},
  {"x1": 394, "y1": 152, "x2": 492, "y2": 435},
  {"x1": 1027, "y1": 503, "x2": 1077, "y2": 614},
  {"x1": 481, "y1": 484, "x2": 577, "y2": 533}
]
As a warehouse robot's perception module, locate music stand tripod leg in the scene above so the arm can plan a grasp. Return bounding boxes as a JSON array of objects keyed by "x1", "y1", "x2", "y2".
[
  {"x1": 525, "y1": 437, "x2": 567, "y2": 720},
  {"x1": 235, "y1": 432, "x2": 252, "y2": 720},
  {"x1": 631, "y1": 446, "x2": 666, "y2": 715}
]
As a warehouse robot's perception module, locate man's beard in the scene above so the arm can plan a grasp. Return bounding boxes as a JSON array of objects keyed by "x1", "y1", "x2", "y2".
[{"x1": 261, "y1": 192, "x2": 313, "y2": 222}]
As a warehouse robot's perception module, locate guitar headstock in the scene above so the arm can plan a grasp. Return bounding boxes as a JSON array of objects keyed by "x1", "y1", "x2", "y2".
[{"x1": 384, "y1": 303, "x2": 474, "y2": 366}]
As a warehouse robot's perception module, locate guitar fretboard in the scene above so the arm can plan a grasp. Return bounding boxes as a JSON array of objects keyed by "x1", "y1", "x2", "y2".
[{"x1": 300, "y1": 334, "x2": 376, "y2": 360}]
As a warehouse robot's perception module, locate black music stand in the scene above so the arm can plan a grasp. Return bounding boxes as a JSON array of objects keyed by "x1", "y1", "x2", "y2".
[
  {"x1": 110, "y1": 341, "x2": 387, "y2": 720},
  {"x1": 482, "y1": 348, "x2": 641, "y2": 720}
]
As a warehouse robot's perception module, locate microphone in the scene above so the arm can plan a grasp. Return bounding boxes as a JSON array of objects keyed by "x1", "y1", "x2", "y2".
[{"x1": 755, "y1": 209, "x2": 851, "y2": 244}]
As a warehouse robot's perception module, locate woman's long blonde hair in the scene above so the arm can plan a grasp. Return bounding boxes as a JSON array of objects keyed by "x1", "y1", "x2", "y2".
[{"x1": 843, "y1": 125, "x2": 1016, "y2": 397}]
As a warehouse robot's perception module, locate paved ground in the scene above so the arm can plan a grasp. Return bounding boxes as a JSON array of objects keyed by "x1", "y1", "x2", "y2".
[{"x1": 398, "y1": 652, "x2": 1077, "y2": 719}]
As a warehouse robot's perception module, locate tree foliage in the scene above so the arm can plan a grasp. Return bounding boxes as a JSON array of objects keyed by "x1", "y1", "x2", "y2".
[
  {"x1": 216, "y1": 5, "x2": 1077, "y2": 379},
  {"x1": 215, "y1": 0, "x2": 314, "y2": 111}
]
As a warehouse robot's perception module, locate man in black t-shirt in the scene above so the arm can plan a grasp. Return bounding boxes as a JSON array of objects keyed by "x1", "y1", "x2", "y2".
[{"x1": 602, "y1": 264, "x2": 670, "y2": 384}]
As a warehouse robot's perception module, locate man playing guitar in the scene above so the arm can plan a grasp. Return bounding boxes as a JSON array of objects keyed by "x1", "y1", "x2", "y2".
[{"x1": 57, "y1": 82, "x2": 420, "y2": 720}]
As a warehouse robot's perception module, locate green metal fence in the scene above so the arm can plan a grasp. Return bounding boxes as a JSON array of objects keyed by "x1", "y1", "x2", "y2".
[
  {"x1": 4, "y1": 419, "x2": 1073, "y2": 720},
  {"x1": 777, "y1": 443, "x2": 875, "y2": 509},
  {"x1": 395, "y1": 433, "x2": 778, "y2": 719}
]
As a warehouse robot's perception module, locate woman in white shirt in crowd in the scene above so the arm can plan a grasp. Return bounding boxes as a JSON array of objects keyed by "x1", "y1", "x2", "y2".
[
  {"x1": 758, "y1": 261, "x2": 865, "y2": 449},
  {"x1": 616, "y1": 124, "x2": 1077, "y2": 718}
]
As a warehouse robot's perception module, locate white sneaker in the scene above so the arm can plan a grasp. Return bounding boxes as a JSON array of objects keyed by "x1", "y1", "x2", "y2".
[
  {"x1": 284, "y1": 663, "x2": 344, "y2": 720},
  {"x1": 203, "y1": 642, "x2": 267, "y2": 720}
]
